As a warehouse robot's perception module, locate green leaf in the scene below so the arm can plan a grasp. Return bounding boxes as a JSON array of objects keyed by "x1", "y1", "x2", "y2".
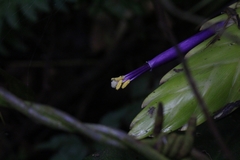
[{"x1": 129, "y1": 13, "x2": 240, "y2": 139}]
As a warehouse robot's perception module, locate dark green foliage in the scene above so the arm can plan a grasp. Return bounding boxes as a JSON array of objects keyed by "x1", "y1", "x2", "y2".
[
  {"x1": 37, "y1": 134, "x2": 88, "y2": 160},
  {"x1": 0, "y1": 68, "x2": 34, "y2": 101},
  {"x1": 88, "y1": 0, "x2": 147, "y2": 18},
  {"x1": 83, "y1": 146, "x2": 147, "y2": 160},
  {"x1": 0, "y1": 0, "x2": 75, "y2": 55}
]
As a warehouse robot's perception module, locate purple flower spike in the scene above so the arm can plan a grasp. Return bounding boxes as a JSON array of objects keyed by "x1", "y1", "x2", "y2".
[
  {"x1": 111, "y1": 21, "x2": 228, "y2": 90},
  {"x1": 147, "y1": 21, "x2": 226, "y2": 68}
]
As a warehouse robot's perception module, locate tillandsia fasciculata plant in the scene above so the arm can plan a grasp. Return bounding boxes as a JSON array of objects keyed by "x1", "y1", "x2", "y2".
[{"x1": 111, "y1": 3, "x2": 240, "y2": 139}]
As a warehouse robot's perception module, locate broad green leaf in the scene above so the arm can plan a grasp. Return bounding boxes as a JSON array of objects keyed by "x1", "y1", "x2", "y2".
[{"x1": 129, "y1": 11, "x2": 240, "y2": 139}]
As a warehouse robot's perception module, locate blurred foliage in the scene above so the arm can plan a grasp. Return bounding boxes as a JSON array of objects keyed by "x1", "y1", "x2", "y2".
[
  {"x1": 36, "y1": 134, "x2": 88, "y2": 160},
  {"x1": 100, "y1": 101, "x2": 141, "y2": 128},
  {"x1": 0, "y1": 67, "x2": 34, "y2": 101},
  {"x1": 0, "y1": 0, "x2": 151, "y2": 57},
  {"x1": 88, "y1": 0, "x2": 147, "y2": 18},
  {"x1": 83, "y1": 146, "x2": 147, "y2": 160},
  {"x1": 0, "y1": 0, "x2": 75, "y2": 55},
  {"x1": 0, "y1": 0, "x2": 232, "y2": 55}
]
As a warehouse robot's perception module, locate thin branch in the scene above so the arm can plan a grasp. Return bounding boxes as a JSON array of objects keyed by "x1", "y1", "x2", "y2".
[
  {"x1": 161, "y1": 0, "x2": 205, "y2": 24},
  {"x1": 0, "y1": 87, "x2": 169, "y2": 160}
]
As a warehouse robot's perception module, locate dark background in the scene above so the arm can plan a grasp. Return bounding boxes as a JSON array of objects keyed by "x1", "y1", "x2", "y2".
[{"x1": 0, "y1": 0, "x2": 239, "y2": 159}]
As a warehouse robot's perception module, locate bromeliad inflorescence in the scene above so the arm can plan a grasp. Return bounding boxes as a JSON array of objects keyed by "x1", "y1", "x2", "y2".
[
  {"x1": 111, "y1": 3, "x2": 240, "y2": 140},
  {"x1": 111, "y1": 20, "x2": 233, "y2": 90}
]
